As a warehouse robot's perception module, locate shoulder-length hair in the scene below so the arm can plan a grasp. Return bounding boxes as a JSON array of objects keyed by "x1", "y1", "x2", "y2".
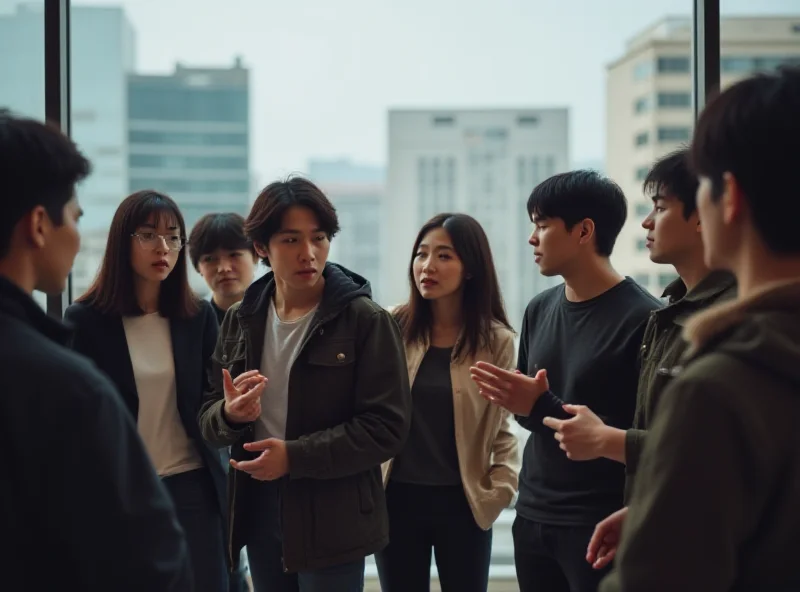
[
  {"x1": 76, "y1": 190, "x2": 199, "y2": 318},
  {"x1": 393, "y1": 213, "x2": 512, "y2": 361}
]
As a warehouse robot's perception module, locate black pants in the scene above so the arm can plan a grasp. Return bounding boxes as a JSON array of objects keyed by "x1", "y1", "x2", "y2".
[
  {"x1": 163, "y1": 468, "x2": 228, "y2": 592},
  {"x1": 512, "y1": 515, "x2": 611, "y2": 592},
  {"x1": 375, "y1": 481, "x2": 492, "y2": 592},
  {"x1": 245, "y1": 479, "x2": 365, "y2": 592}
]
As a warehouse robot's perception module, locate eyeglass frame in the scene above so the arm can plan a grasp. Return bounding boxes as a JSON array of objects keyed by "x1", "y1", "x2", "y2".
[{"x1": 131, "y1": 232, "x2": 187, "y2": 252}]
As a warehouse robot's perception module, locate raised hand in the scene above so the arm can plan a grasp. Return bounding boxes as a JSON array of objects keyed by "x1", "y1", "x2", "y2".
[
  {"x1": 222, "y1": 368, "x2": 266, "y2": 424},
  {"x1": 469, "y1": 361, "x2": 549, "y2": 416}
]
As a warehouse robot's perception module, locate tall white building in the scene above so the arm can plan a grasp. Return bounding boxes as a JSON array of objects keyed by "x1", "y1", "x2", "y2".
[
  {"x1": 0, "y1": 4, "x2": 136, "y2": 232},
  {"x1": 386, "y1": 109, "x2": 569, "y2": 331},
  {"x1": 607, "y1": 15, "x2": 800, "y2": 295}
]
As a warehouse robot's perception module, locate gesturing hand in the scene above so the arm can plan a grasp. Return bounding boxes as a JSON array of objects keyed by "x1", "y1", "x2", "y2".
[
  {"x1": 543, "y1": 404, "x2": 609, "y2": 461},
  {"x1": 469, "y1": 362, "x2": 549, "y2": 416},
  {"x1": 587, "y1": 506, "x2": 628, "y2": 570},
  {"x1": 223, "y1": 369, "x2": 266, "y2": 424},
  {"x1": 231, "y1": 438, "x2": 289, "y2": 481}
]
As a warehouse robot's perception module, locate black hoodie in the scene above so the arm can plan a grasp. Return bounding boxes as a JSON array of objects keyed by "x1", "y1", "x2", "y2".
[{"x1": 199, "y1": 262, "x2": 412, "y2": 573}]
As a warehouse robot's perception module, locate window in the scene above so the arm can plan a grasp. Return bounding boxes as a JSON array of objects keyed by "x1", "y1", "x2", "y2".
[
  {"x1": 657, "y1": 92, "x2": 691, "y2": 108},
  {"x1": 635, "y1": 166, "x2": 649, "y2": 181},
  {"x1": 635, "y1": 202, "x2": 652, "y2": 217},
  {"x1": 634, "y1": 131, "x2": 649, "y2": 146},
  {"x1": 636, "y1": 238, "x2": 648, "y2": 252},
  {"x1": 721, "y1": 56, "x2": 800, "y2": 74},
  {"x1": 657, "y1": 56, "x2": 690, "y2": 74},
  {"x1": 128, "y1": 130, "x2": 247, "y2": 146},
  {"x1": 633, "y1": 273, "x2": 650, "y2": 287},
  {"x1": 128, "y1": 154, "x2": 248, "y2": 170},
  {"x1": 433, "y1": 116, "x2": 455, "y2": 126},
  {"x1": 517, "y1": 115, "x2": 539, "y2": 126},
  {"x1": 633, "y1": 60, "x2": 653, "y2": 80},
  {"x1": 633, "y1": 96, "x2": 650, "y2": 113},
  {"x1": 657, "y1": 127, "x2": 691, "y2": 143},
  {"x1": 128, "y1": 84, "x2": 248, "y2": 123}
]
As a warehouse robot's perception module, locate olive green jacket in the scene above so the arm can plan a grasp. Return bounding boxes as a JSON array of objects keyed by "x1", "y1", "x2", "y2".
[{"x1": 624, "y1": 270, "x2": 736, "y2": 501}]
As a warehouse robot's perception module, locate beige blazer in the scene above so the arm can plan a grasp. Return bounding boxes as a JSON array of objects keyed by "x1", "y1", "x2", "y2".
[{"x1": 382, "y1": 322, "x2": 520, "y2": 530}]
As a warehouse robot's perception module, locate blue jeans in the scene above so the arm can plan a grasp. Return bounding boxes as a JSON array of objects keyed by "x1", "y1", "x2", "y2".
[{"x1": 246, "y1": 479, "x2": 365, "y2": 592}]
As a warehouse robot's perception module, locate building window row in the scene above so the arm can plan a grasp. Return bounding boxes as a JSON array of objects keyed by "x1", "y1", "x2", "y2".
[
  {"x1": 633, "y1": 92, "x2": 691, "y2": 114},
  {"x1": 635, "y1": 55, "x2": 800, "y2": 82},
  {"x1": 129, "y1": 130, "x2": 247, "y2": 147},
  {"x1": 130, "y1": 178, "x2": 250, "y2": 194},
  {"x1": 129, "y1": 154, "x2": 248, "y2": 170}
]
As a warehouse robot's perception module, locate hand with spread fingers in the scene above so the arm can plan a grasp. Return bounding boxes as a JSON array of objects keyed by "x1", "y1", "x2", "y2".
[
  {"x1": 586, "y1": 506, "x2": 628, "y2": 570},
  {"x1": 469, "y1": 361, "x2": 549, "y2": 416},
  {"x1": 222, "y1": 368, "x2": 267, "y2": 424},
  {"x1": 231, "y1": 438, "x2": 289, "y2": 481}
]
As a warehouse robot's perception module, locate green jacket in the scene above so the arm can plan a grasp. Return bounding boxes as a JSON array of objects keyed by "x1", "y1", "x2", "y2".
[
  {"x1": 601, "y1": 279, "x2": 800, "y2": 592},
  {"x1": 198, "y1": 263, "x2": 411, "y2": 573},
  {"x1": 624, "y1": 270, "x2": 736, "y2": 501}
]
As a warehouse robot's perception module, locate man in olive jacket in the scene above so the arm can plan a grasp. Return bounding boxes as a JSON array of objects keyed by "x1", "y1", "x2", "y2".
[
  {"x1": 600, "y1": 66, "x2": 800, "y2": 592},
  {"x1": 199, "y1": 177, "x2": 411, "y2": 592}
]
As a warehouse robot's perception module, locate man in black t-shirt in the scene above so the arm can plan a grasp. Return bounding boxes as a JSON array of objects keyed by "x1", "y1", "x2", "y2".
[{"x1": 471, "y1": 171, "x2": 660, "y2": 592}]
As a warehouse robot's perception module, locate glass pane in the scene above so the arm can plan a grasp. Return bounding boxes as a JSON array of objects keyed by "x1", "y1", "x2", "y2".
[
  {"x1": 0, "y1": 1, "x2": 48, "y2": 309},
  {"x1": 70, "y1": 0, "x2": 711, "y2": 586}
]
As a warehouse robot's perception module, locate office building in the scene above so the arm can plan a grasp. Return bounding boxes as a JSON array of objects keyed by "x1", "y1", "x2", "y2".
[
  {"x1": 386, "y1": 108, "x2": 569, "y2": 332},
  {"x1": 607, "y1": 15, "x2": 800, "y2": 295},
  {"x1": 127, "y1": 58, "x2": 251, "y2": 295}
]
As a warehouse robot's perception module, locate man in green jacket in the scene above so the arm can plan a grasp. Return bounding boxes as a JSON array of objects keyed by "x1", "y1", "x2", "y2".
[
  {"x1": 540, "y1": 148, "x2": 736, "y2": 568},
  {"x1": 198, "y1": 177, "x2": 411, "y2": 592},
  {"x1": 599, "y1": 66, "x2": 800, "y2": 591}
]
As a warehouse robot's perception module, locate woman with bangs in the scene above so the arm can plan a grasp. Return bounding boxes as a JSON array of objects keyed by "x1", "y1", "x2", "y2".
[
  {"x1": 65, "y1": 190, "x2": 228, "y2": 592},
  {"x1": 376, "y1": 213, "x2": 520, "y2": 592}
]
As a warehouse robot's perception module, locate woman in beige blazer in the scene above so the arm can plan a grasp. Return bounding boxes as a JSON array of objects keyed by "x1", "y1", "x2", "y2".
[{"x1": 376, "y1": 213, "x2": 520, "y2": 592}]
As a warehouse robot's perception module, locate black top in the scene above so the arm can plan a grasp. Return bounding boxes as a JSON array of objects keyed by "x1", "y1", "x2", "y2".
[
  {"x1": 210, "y1": 298, "x2": 227, "y2": 325},
  {"x1": 0, "y1": 276, "x2": 191, "y2": 590},
  {"x1": 63, "y1": 298, "x2": 227, "y2": 520},
  {"x1": 391, "y1": 345, "x2": 460, "y2": 486},
  {"x1": 516, "y1": 278, "x2": 661, "y2": 526}
]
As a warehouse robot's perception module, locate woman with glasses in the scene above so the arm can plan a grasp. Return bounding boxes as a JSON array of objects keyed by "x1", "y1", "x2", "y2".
[{"x1": 65, "y1": 190, "x2": 229, "y2": 592}]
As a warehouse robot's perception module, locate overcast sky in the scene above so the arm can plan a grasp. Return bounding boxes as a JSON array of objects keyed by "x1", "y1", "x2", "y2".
[{"x1": 82, "y1": 0, "x2": 798, "y2": 184}]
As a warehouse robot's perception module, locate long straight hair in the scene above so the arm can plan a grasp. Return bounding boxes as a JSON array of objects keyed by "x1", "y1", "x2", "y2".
[
  {"x1": 394, "y1": 213, "x2": 512, "y2": 360},
  {"x1": 77, "y1": 190, "x2": 199, "y2": 318}
]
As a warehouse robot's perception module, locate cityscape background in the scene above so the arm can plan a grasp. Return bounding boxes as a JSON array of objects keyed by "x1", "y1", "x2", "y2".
[{"x1": 2, "y1": 0, "x2": 798, "y2": 588}]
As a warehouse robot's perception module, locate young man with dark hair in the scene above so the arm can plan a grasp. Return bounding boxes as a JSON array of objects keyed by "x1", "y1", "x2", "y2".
[
  {"x1": 0, "y1": 111, "x2": 191, "y2": 589},
  {"x1": 199, "y1": 177, "x2": 411, "y2": 592},
  {"x1": 600, "y1": 66, "x2": 800, "y2": 592},
  {"x1": 471, "y1": 170, "x2": 660, "y2": 592},
  {"x1": 538, "y1": 150, "x2": 736, "y2": 570},
  {"x1": 188, "y1": 213, "x2": 257, "y2": 590},
  {"x1": 189, "y1": 212, "x2": 259, "y2": 325}
]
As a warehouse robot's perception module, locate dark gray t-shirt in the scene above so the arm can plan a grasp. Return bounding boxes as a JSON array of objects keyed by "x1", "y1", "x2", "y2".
[{"x1": 391, "y1": 345, "x2": 461, "y2": 486}]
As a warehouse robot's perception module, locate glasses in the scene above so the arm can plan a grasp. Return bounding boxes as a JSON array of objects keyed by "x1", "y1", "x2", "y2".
[{"x1": 131, "y1": 232, "x2": 186, "y2": 252}]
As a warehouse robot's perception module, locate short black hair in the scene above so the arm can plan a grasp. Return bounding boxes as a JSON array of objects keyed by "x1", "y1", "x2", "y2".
[
  {"x1": 188, "y1": 212, "x2": 255, "y2": 270},
  {"x1": 526, "y1": 170, "x2": 627, "y2": 257},
  {"x1": 690, "y1": 66, "x2": 800, "y2": 254},
  {"x1": 644, "y1": 147, "x2": 698, "y2": 220},
  {"x1": 245, "y1": 176, "x2": 339, "y2": 266},
  {"x1": 0, "y1": 109, "x2": 91, "y2": 258}
]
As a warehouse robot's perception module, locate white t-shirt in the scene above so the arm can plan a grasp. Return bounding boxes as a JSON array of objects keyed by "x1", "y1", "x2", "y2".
[
  {"x1": 256, "y1": 300, "x2": 318, "y2": 441},
  {"x1": 123, "y1": 313, "x2": 204, "y2": 477}
]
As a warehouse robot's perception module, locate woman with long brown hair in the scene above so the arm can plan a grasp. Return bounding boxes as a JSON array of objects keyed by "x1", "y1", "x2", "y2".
[
  {"x1": 65, "y1": 190, "x2": 228, "y2": 592},
  {"x1": 376, "y1": 213, "x2": 521, "y2": 592}
]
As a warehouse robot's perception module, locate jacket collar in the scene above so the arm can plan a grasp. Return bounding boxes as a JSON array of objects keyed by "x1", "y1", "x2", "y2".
[
  {"x1": 0, "y1": 275, "x2": 71, "y2": 345},
  {"x1": 683, "y1": 278, "x2": 800, "y2": 355},
  {"x1": 662, "y1": 270, "x2": 736, "y2": 304}
]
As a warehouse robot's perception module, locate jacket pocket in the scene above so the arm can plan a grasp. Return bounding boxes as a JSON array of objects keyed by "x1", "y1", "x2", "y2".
[
  {"x1": 310, "y1": 472, "x2": 380, "y2": 555},
  {"x1": 221, "y1": 339, "x2": 247, "y2": 376},
  {"x1": 307, "y1": 339, "x2": 356, "y2": 367}
]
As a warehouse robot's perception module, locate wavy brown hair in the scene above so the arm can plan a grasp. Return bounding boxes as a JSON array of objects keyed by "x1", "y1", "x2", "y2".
[
  {"x1": 76, "y1": 190, "x2": 199, "y2": 318},
  {"x1": 394, "y1": 213, "x2": 512, "y2": 360}
]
